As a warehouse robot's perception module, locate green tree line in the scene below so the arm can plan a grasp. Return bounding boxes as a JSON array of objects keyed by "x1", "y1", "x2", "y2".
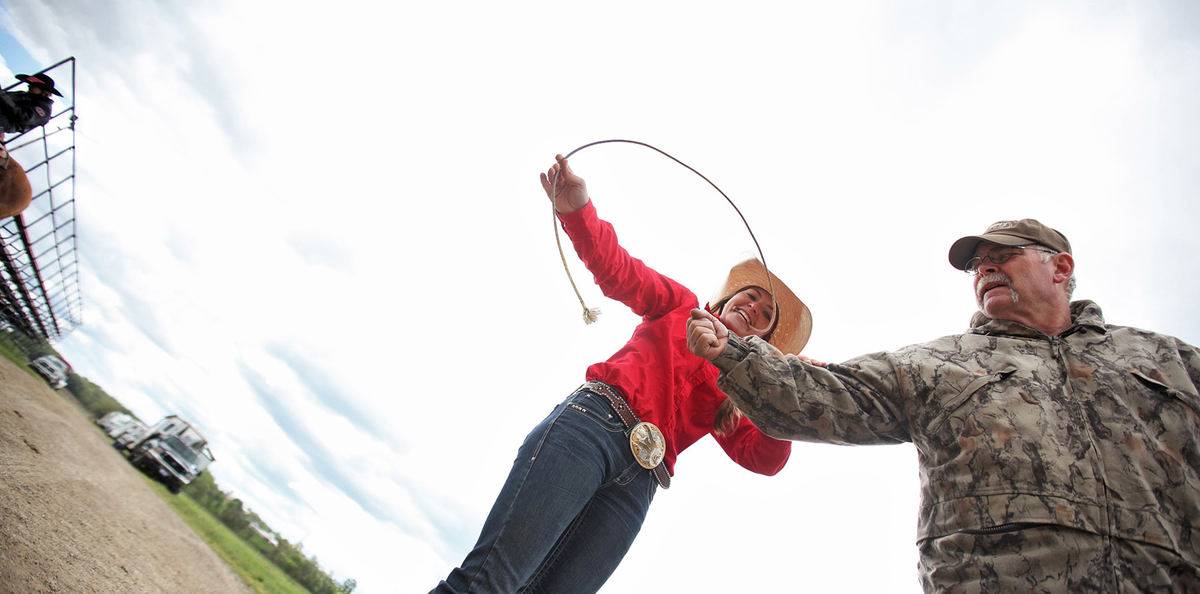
[{"x1": 185, "y1": 474, "x2": 356, "y2": 594}]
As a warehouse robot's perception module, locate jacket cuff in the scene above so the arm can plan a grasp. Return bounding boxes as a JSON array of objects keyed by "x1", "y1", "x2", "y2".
[
  {"x1": 712, "y1": 334, "x2": 753, "y2": 373},
  {"x1": 555, "y1": 200, "x2": 596, "y2": 229}
]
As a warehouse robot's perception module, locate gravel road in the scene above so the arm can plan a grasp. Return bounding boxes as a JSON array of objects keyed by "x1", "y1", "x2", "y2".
[{"x1": 0, "y1": 356, "x2": 252, "y2": 593}]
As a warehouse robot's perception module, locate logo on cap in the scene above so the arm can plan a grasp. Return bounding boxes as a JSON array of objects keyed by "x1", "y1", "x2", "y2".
[{"x1": 986, "y1": 221, "x2": 1015, "y2": 232}]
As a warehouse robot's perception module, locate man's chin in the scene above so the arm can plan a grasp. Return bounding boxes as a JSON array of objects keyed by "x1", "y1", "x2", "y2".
[{"x1": 977, "y1": 293, "x2": 1006, "y2": 317}]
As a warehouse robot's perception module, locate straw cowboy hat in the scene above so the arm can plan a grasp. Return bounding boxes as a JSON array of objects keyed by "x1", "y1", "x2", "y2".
[{"x1": 710, "y1": 258, "x2": 812, "y2": 355}]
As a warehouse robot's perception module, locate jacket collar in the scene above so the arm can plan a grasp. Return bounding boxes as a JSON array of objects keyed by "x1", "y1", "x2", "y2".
[{"x1": 968, "y1": 300, "x2": 1106, "y2": 338}]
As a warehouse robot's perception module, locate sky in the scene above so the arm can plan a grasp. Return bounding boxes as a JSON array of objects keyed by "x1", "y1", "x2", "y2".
[{"x1": 2, "y1": 1, "x2": 1199, "y2": 592}]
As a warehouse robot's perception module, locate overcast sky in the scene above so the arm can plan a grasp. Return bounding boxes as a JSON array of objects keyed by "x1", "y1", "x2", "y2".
[{"x1": 3, "y1": 1, "x2": 1199, "y2": 592}]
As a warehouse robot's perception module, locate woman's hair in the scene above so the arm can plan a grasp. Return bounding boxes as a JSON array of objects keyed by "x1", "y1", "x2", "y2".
[
  {"x1": 712, "y1": 398, "x2": 743, "y2": 436},
  {"x1": 710, "y1": 287, "x2": 774, "y2": 436}
]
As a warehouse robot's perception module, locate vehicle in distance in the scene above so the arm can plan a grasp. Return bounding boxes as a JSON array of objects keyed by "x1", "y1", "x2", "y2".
[
  {"x1": 125, "y1": 415, "x2": 215, "y2": 494},
  {"x1": 29, "y1": 355, "x2": 69, "y2": 389}
]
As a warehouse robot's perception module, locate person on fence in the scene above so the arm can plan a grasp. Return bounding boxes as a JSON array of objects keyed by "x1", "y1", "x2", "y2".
[{"x1": 0, "y1": 73, "x2": 61, "y2": 135}]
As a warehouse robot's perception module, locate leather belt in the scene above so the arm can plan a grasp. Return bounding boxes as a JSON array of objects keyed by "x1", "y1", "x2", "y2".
[{"x1": 581, "y1": 380, "x2": 671, "y2": 489}]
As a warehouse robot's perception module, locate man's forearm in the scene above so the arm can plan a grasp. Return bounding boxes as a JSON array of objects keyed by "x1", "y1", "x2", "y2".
[{"x1": 712, "y1": 334, "x2": 909, "y2": 445}]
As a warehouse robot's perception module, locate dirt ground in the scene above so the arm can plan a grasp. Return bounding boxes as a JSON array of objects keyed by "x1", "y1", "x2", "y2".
[{"x1": 0, "y1": 356, "x2": 252, "y2": 593}]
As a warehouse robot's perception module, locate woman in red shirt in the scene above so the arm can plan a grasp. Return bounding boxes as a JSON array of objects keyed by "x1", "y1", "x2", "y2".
[{"x1": 433, "y1": 155, "x2": 812, "y2": 593}]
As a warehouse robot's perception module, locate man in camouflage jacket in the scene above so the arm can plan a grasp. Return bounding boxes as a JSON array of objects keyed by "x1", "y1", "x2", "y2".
[{"x1": 687, "y1": 219, "x2": 1199, "y2": 592}]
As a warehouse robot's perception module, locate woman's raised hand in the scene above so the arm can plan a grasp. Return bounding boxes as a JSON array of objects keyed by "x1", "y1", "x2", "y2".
[{"x1": 540, "y1": 154, "x2": 590, "y2": 214}]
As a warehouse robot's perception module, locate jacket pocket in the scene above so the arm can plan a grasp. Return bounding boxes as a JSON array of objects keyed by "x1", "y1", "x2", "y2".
[
  {"x1": 927, "y1": 366, "x2": 1018, "y2": 435},
  {"x1": 957, "y1": 521, "x2": 1052, "y2": 536},
  {"x1": 1131, "y1": 369, "x2": 1200, "y2": 413}
]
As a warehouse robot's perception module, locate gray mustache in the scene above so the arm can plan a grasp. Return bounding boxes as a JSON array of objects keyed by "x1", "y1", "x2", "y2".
[{"x1": 976, "y1": 272, "x2": 1011, "y2": 301}]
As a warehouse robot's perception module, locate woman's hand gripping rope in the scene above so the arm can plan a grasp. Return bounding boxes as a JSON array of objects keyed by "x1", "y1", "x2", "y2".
[{"x1": 540, "y1": 154, "x2": 589, "y2": 214}]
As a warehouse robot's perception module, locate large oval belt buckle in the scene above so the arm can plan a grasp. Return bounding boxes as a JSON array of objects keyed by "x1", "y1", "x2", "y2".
[{"x1": 629, "y1": 421, "x2": 665, "y2": 470}]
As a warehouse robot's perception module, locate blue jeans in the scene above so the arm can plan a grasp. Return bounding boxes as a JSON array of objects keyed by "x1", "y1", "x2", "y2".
[{"x1": 432, "y1": 387, "x2": 659, "y2": 593}]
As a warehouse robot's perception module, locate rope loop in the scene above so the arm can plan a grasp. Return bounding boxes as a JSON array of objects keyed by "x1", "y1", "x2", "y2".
[{"x1": 550, "y1": 140, "x2": 777, "y2": 324}]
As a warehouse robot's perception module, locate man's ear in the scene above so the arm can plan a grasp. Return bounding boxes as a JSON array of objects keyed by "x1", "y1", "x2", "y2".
[{"x1": 1052, "y1": 253, "x2": 1074, "y2": 284}]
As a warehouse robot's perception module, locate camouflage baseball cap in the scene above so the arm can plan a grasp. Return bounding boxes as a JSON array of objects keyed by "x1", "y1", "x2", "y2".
[{"x1": 948, "y1": 219, "x2": 1072, "y2": 270}]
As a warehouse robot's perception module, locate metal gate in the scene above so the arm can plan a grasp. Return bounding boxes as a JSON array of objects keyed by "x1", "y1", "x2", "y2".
[{"x1": 0, "y1": 57, "x2": 80, "y2": 341}]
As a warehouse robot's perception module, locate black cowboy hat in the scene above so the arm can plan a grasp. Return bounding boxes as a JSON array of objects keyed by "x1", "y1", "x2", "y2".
[{"x1": 15, "y1": 73, "x2": 62, "y2": 97}]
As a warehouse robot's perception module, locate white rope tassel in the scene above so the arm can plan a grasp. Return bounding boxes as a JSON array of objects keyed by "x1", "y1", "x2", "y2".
[{"x1": 582, "y1": 306, "x2": 601, "y2": 324}]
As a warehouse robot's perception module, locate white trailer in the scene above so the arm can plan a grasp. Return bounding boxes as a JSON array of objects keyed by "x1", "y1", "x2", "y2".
[
  {"x1": 29, "y1": 355, "x2": 69, "y2": 389},
  {"x1": 125, "y1": 415, "x2": 215, "y2": 493},
  {"x1": 96, "y1": 412, "x2": 141, "y2": 438}
]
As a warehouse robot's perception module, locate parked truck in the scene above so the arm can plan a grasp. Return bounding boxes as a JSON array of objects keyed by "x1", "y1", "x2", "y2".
[
  {"x1": 112, "y1": 417, "x2": 151, "y2": 450},
  {"x1": 29, "y1": 354, "x2": 69, "y2": 389},
  {"x1": 124, "y1": 415, "x2": 215, "y2": 494},
  {"x1": 96, "y1": 411, "x2": 141, "y2": 438}
]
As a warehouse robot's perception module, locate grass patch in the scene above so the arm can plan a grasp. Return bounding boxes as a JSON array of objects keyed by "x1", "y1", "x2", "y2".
[
  {"x1": 0, "y1": 337, "x2": 24, "y2": 365},
  {"x1": 0, "y1": 333, "x2": 37, "y2": 379},
  {"x1": 139, "y1": 475, "x2": 309, "y2": 594}
]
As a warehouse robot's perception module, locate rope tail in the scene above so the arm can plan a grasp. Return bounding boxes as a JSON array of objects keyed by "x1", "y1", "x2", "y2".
[{"x1": 552, "y1": 208, "x2": 601, "y2": 323}]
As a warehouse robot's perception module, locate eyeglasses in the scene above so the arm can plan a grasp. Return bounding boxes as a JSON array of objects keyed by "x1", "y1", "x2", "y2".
[{"x1": 964, "y1": 245, "x2": 1057, "y2": 275}]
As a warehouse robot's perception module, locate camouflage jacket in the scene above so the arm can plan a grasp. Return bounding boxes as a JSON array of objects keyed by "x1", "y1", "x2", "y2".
[{"x1": 712, "y1": 300, "x2": 1200, "y2": 563}]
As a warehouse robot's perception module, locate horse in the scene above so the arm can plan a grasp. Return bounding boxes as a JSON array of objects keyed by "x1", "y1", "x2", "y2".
[{"x1": 0, "y1": 142, "x2": 32, "y2": 218}]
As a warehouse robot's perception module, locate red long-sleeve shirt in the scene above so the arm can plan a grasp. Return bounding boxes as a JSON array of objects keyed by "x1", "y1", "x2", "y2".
[{"x1": 558, "y1": 201, "x2": 790, "y2": 477}]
